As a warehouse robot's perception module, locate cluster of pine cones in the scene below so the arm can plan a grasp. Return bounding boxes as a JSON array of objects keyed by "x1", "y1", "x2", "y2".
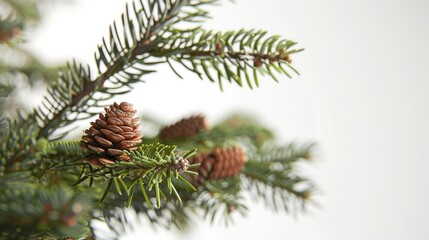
[
  {"x1": 80, "y1": 102, "x2": 246, "y2": 185},
  {"x1": 156, "y1": 113, "x2": 247, "y2": 185}
]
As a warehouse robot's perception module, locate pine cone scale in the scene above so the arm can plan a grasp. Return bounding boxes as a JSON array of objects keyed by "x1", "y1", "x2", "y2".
[
  {"x1": 99, "y1": 158, "x2": 115, "y2": 165},
  {"x1": 119, "y1": 102, "x2": 133, "y2": 111},
  {"x1": 105, "y1": 111, "x2": 117, "y2": 118},
  {"x1": 107, "y1": 117, "x2": 123, "y2": 126},
  {"x1": 88, "y1": 145, "x2": 105, "y2": 153},
  {"x1": 107, "y1": 149, "x2": 123, "y2": 156},
  {"x1": 113, "y1": 109, "x2": 125, "y2": 117},
  {"x1": 100, "y1": 129, "x2": 125, "y2": 142},
  {"x1": 119, "y1": 117, "x2": 132, "y2": 125},
  {"x1": 122, "y1": 132, "x2": 137, "y2": 139},
  {"x1": 120, "y1": 140, "x2": 141, "y2": 149},
  {"x1": 82, "y1": 136, "x2": 95, "y2": 144},
  {"x1": 94, "y1": 136, "x2": 113, "y2": 148},
  {"x1": 120, "y1": 126, "x2": 133, "y2": 132},
  {"x1": 96, "y1": 119, "x2": 108, "y2": 127},
  {"x1": 106, "y1": 125, "x2": 123, "y2": 134}
]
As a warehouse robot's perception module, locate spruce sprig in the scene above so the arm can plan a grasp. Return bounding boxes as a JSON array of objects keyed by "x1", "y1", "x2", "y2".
[
  {"x1": 162, "y1": 28, "x2": 302, "y2": 90},
  {"x1": 242, "y1": 144, "x2": 315, "y2": 213},
  {"x1": 75, "y1": 143, "x2": 198, "y2": 209}
]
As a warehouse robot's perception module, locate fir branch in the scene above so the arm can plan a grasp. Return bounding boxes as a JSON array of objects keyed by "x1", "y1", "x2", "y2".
[
  {"x1": 0, "y1": 0, "x2": 315, "y2": 238},
  {"x1": 192, "y1": 178, "x2": 247, "y2": 225},
  {"x1": 101, "y1": 199, "x2": 191, "y2": 236},
  {"x1": 34, "y1": 140, "x2": 86, "y2": 181},
  {"x1": 30, "y1": 0, "x2": 220, "y2": 141},
  {"x1": 0, "y1": 118, "x2": 38, "y2": 175},
  {"x1": 42, "y1": 140, "x2": 85, "y2": 161},
  {"x1": 103, "y1": 177, "x2": 246, "y2": 235},
  {"x1": 5, "y1": 0, "x2": 196, "y2": 172},
  {"x1": 159, "y1": 28, "x2": 302, "y2": 90},
  {"x1": 241, "y1": 144, "x2": 315, "y2": 213},
  {"x1": 0, "y1": 185, "x2": 91, "y2": 239},
  {"x1": 256, "y1": 143, "x2": 315, "y2": 164},
  {"x1": 76, "y1": 143, "x2": 198, "y2": 209}
]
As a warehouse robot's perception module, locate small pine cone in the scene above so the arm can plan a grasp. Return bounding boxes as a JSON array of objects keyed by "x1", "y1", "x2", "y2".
[
  {"x1": 159, "y1": 115, "x2": 208, "y2": 140},
  {"x1": 80, "y1": 102, "x2": 142, "y2": 166},
  {"x1": 188, "y1": 146, "x2": 246, "y2": 186}
]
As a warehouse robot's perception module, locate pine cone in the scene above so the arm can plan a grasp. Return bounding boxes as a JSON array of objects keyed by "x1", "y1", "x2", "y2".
[
  {"x1": 189, "y1": 146, "x2": 246, "y2": 186},
  {"x1": 80, "y1": 102, "x2": 142, "y2": 166},
  {"x1": 159, "y1": 115, "x2": 208, "y2": 140}
]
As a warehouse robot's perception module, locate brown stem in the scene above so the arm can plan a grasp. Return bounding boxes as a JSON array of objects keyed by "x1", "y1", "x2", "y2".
[{"x1": 183, "y1": 49, "x2": 292, "y2": 64}]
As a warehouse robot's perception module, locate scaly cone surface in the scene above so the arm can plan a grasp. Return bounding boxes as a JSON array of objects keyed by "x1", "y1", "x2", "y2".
[
  {"x1": 189, "y1": 146, "x2": 246, "y2": 186},
  {"x1": 80, "y1": 102, "x2": 142, "y2": 166}
]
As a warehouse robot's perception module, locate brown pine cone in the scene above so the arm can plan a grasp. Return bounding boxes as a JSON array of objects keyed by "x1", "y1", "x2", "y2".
[
  {"x1": 159, "y1": 115, "x2": 208, "y2": 140},
  {"x1": 189, "y1": 146, "x2": 246, "y2": 186},
  {"x1": 80, "y1": 102, "x2": 142, "y2": 166}
]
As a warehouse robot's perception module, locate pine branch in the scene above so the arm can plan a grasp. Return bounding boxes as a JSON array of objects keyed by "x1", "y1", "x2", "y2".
[
  {"x1": 43, "y1": 140, "x2": 85, "y2": 161},
  {"x1": 241, "y1": 144, "x2": 315, "y2": 213},
  {"x1": 0, "y1": 185, "x2": 91, "y2": 239},
  {"x1": 32, "y1": 140, "x2": 86, "y2": 182},
  {"x1": 101, "y1": 178, "x2": 246, "y2": 235},
  {"x1": 159, "y1": 28, "x2": 302, "y2": 90},
  {"x1": 0, "y1": 0, "x2": 221, "y2": 171},
  {"x1": 193, "y1": 178, "x2": 247, "y2": 225},
  {"x1": 32, "y1": 0, "x2": 220, "y2": 141},
  {"x1": 255, "y1": 143, "x2": 315, "y2": 164},
  {"x1": 101, "y1": 197, "x2": 192, "y2": 236},
  {"x1": 0, "y1": 1, "x2": 314, "y2": 237},
  {"x1": 0, "y1": 118, "x2": 39, "y2": 175},
  {"x1": 75, "y1": 143, "x2": 198, "y2": 209}
]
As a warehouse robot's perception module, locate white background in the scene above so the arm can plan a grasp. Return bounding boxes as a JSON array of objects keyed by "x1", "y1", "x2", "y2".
[{"x1": 26, "y1": 0, "x2": 429, "y2": 239}]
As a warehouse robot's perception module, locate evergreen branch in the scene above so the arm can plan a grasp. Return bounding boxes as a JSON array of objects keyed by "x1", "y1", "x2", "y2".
[
  {"x1": 76, "y1": 143, "x2": 198, "y2": 209},
  {"x1": 160, "y1": 28, "x2": 302, "y2": 89},
  {"x1": 0, "y1": 118, "x2": 38, "y2": 175},
  {"x1": 0, "y1": 185, "x2": 91, "y2": 239},
  {"x1": 9, "y1": 0, "x2": 221, "y2": 178},
  {"x1": 42, "y1": 140, "x2": 85, "y2": 161},
  {"x1": 31, "y1": 0, "x2": 220, "y2": 141},
  {"x1": 32, "y1": 140, "x2": 87, "y2": 181},
  {"x1": 192, "y1": 178, "x2": 247, "y2": 225},
  {"x1": 102, "y1": 177, "x2": 246, "y2": 235},
  {"x1": 98, "y1": 173, "x2": 197, "y2": 235},
  {"x1": 101, "y1": 198, "x2": 192, "y2": 236},
  {"x1": 241, "y1": 145, "x2": 315, "y2": 213},
  {"x1": 256, "y1": 143, "x2": 315, "y2": 164}
]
